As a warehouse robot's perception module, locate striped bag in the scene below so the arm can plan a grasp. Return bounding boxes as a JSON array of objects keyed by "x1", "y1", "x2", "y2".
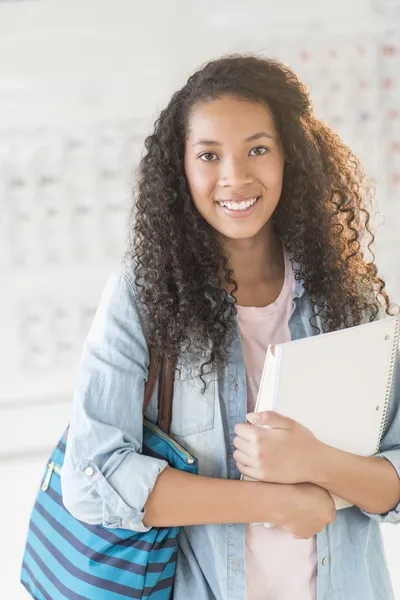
[{"x1": 21, "y1": 357, "x2": 198, "y2": 600}]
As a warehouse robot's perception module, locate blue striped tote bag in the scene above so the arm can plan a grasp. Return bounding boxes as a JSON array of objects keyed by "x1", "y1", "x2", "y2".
[{"x1": 21, "y1": 357, "x2": 198, "y2": 600}]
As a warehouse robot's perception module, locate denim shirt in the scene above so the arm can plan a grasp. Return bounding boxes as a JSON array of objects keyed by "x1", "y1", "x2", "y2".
[{"x1": 61, "y1": 265, "x2": 400, "y2": 600}]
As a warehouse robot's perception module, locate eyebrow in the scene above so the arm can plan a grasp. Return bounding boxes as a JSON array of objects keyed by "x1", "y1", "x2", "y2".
[{"x1": 192, "y1": 131, "x2": 275, "y2": 147}]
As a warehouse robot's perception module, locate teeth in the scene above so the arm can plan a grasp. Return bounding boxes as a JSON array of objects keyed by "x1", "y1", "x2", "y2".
[{"x1": 219, "y1": 197, "x2": 258, "y2": 211}]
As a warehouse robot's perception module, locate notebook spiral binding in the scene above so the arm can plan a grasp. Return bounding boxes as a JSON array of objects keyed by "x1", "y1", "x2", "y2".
[{"x1": 377, "y1": 316, "x2": 400, "y2": 452}]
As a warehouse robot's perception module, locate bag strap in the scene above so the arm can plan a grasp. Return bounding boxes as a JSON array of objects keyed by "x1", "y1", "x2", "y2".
[
  {"x1": 143, "y1": 355, "x2": 176, "y2": 433},
  {"x1": 65, "y1": 354, "x2": 175, "y2": 442}
]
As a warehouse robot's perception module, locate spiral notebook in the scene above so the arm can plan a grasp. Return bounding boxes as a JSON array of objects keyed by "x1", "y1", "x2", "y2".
[{"x1": 252, "y1": 315, "x2": 400, "y2": 512}]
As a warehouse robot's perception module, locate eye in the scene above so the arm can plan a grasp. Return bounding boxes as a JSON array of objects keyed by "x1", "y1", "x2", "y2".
[
  {"x1": 249, "y1": 146, "x2": 269, "y2": 156},
  {"x1": 199, "y1": 152, "x2": 218, "y2": 162}
]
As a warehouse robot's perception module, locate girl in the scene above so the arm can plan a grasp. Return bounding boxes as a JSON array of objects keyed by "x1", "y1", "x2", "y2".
[{"x1": 62, "y1": 55, "x2": 400, "y2": 599}]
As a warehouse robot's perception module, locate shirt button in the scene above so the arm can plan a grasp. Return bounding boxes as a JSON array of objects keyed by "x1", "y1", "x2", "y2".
[
  {"x1": 322, "y1": 557, "x2": 328, "y2": 567},
  {"x1": 85, "y1": 466, "x2": 94, "y2": 477}
]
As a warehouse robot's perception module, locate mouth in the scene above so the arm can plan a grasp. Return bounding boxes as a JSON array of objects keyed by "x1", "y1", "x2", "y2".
[{"x1": 216, "y1": 196, "x2": 260, "y2": 217}]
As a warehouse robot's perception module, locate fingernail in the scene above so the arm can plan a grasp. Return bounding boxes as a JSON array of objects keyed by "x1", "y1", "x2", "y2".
[{"x1": 246, "y1": 412, "x2": 259, "y2": 423}]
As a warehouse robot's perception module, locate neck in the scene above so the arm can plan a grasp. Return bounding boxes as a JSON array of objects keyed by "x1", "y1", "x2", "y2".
[{"x1": 220, "y1": 224, "x2": 284, "y2": 292}]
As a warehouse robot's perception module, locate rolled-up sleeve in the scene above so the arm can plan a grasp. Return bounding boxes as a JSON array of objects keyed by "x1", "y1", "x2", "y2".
[
  {"x1": 61, "y1": 267, "x2": 168, "y2": 532},
  {"x1": 361, "y1": 344, "x2": 400, "y2": 524}
]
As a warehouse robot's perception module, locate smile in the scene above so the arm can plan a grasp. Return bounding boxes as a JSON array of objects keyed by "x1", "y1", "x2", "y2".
[{"x1": 217, "y1": 196, "x2": 259, "y2": 211}]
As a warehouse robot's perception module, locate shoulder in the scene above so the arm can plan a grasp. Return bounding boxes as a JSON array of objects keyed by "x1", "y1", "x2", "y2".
[
  {"x1": 101, "y1": 262, "x2": 137, "y2": 299},
  {"x1": 99, "y1": 262, "x2": 141, "y2": 310},
  {"x1": 88, "y1": 262, "x2": 147, "y2": 341}
]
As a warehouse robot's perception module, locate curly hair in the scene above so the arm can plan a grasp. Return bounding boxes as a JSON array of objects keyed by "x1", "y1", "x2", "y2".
[{"x1": 127, "y1": 54, "x2": 392, "y2": 375}]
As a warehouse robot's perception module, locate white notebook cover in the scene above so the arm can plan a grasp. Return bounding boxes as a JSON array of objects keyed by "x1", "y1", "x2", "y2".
[
  {"x1": 256, "y1": 315, "x2": 399, "y2": 456},
  {"x1": 253, "y1": 315, "x2": 400, "y2": 512}
]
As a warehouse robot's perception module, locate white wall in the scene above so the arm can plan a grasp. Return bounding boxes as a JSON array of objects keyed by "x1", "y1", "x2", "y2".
[{"x1": 1, "y1": 0, "x2": 400, "y2": 598}]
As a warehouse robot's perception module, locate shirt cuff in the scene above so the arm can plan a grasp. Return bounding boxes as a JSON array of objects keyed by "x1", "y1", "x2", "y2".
[
  {"x1": 360, "y1": 450, "x2": 400, "y2": 524},
  {"x1": 80, "y1": 451, "x2": 168, "y2": 532}
]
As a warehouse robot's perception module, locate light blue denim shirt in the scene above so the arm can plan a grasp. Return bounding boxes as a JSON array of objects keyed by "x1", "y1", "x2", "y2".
[{"x1": 61, "y1": 265, "x2": 400, "y2": 600}]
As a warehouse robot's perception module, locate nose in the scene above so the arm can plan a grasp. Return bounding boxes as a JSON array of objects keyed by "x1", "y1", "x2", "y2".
[{"x1": 218, "y1": 156, "x2": 254, "y2": 188}]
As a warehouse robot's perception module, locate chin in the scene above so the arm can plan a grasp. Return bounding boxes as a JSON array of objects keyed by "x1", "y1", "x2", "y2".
[{"x1": 218, "y1": 224, "x2": 267, "y2": 241}]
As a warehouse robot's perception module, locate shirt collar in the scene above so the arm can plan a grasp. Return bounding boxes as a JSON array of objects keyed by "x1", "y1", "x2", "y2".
[{"x1": 293, "y1": 278, "x2": 305, "y2": 299}]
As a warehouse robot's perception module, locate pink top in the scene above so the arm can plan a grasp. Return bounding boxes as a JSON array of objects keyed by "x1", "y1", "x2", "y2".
[{"x1": 236, "y1": 251, "x2": 317, "y2": 600}]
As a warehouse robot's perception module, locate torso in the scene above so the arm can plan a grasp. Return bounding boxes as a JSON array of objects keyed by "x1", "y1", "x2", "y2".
[{"x1": 236, "y1": 251, "x2": 317, "y2": 600}]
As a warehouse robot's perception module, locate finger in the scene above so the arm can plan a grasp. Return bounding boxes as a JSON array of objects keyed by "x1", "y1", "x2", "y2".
[
  {"x1": 233, "y1": 435, "x2": 254, "y2": 456},
  {"x1": 233, "y1": 449, "x2": 253, "y2": 466},
  {"x1": 236, "y1": 462, "x2": 259, "y2": 480},
  {"x1": 246, "y1": 410, "x2": 296, "y2": 429},
  {"x1": 234, "y1": 422, "x2": 259, "y2": 441}
]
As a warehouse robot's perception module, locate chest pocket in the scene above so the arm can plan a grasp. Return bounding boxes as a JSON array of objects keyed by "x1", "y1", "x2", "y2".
[{"x1": 169, "y1": 361, "x2": 216, "y2": 438}]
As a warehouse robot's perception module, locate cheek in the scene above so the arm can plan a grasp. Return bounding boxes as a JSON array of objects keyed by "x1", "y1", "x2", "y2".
[
  {"x1": 189, "y1": 170, "x2": 209, "y2": 195},
  {"x1": 261, "y1": 157, "x2": 285, "y2": 188},
  {"x1": 186, "y1": 164, "x2": 216, "y2": 205}
]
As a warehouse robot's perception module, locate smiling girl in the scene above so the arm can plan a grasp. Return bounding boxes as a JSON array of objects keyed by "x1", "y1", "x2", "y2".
[{"x1": 62, "y1": 55, "x2": 400, "y2": 600}]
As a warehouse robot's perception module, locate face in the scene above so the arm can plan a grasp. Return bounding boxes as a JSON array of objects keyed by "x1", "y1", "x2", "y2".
[{"x1": 184, "y1": 95, "x2": 285, "y2": 241}]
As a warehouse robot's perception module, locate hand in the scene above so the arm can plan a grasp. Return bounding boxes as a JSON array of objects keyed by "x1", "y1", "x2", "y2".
[
  {"x1": 274, "y1": 483, "x2": 336, "y2": 539},
  {"x1": 234, "y1": 411, "x2": 324, "y2": 484}
]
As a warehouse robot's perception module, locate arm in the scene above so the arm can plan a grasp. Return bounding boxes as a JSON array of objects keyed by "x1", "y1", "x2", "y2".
[
  {"x1": 61, "y1": 268, "x2": 170, "y2": 532},
  {"x1": 143, "y1": 468, "x2": 336, "y2": 537},
  {"x1": 313, "y1": 346, "x2": 400, "y2": 521},
  {"x1": 144, "y1": 468, "x2": 291, "y2": 527},
  {"x1": 235, "y1": 381, "x2": 400, "y2": 523},
  {"x1": 317, "y1": 346, "x2": 400, "y2": 522},
  {"x1": 311, "y1": 446, "x2": 400, "y2": 515}
]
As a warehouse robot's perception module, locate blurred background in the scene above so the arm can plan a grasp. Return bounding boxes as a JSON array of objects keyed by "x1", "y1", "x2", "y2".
[{"x1": 1, "y1": 0, "x2": 400, "y2": 597}]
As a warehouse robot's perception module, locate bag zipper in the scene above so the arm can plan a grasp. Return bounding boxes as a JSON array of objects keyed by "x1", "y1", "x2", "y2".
[
  {"x1": 41, "y1": 461, "x2": 61, "y2": 491},
  {"x1": 144, "y1": 419, "x2": 195, "y2": 465}
]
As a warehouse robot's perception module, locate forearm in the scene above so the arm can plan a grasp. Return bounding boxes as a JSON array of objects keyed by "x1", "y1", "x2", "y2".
[
  {"x1": 313, "y1": 444, "x2": 400, "y2": 514},
  {"x1": 144, "y1": 467, "x2": 294, "y2": 527}
]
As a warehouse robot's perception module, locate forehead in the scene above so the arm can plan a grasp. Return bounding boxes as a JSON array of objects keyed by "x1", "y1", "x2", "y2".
[{"x1": 186, "y1": 96, "x2": 277, "y2": 140}]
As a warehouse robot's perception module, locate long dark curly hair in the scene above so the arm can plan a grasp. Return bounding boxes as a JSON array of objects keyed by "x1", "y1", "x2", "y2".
[{"x1": 127, "y1": 54, "x2": 392, "y2": 374}]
